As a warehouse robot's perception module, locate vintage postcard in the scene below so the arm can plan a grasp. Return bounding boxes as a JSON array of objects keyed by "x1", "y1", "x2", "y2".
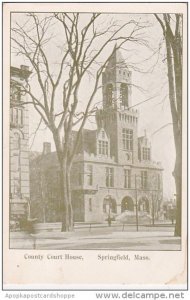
[{"x1": 3, "y1": 2, "x2": 187, "y2": 290}]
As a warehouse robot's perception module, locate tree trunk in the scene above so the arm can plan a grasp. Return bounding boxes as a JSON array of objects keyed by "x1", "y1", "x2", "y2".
[
  {"x1": 59, "y1": 162, "x2": 74, "y2": 231},
  {"x1": 67, "y1": 166, "x2": 74, "y2": 231},
  {"x1": 52, "y1": 131, "x2": 70, "y2": 231},
  {"x1": 165, "y1": 32, "x2": 182, "y2": 237},
  {"x1": 59, "y1": 162, "x2": 69, "y2": 231},
  {"x1": 174, "y1": 136, "x2": 182, "y2": 236}
]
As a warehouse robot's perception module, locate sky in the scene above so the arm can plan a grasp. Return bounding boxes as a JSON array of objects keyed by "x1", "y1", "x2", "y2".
[{"x1": 11, "y1": 12, "x2": 176, "y2": 200}]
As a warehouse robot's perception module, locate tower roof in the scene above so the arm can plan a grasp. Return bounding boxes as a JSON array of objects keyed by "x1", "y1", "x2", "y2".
[{"x1": 107, "y1": 45, "x2": 128, "y2": 69}]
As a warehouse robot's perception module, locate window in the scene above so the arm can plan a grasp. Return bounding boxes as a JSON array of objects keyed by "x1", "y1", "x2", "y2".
[
  {"x1": 98, "y1": 140, "x2": 108, "y2": 155},
  {"x1": 120, "y1": 83, "x2": 128, "y2": 107},
  {"x1": 122, "y1": 129, "x2": 133, "y2": 150},
  {"x1": 11, "y1": 108, "x2": 23, "y2": 126},
  {"x1": 106, "y1": 167, "x2": 114, "y2": 187},
  {"x1": 157, "y1": 174, "x2": 161, "y2": 190},
  {"x1": 78, "y1": 172, "x2": 83, "y2": 185},
  {"x1": 142, "y1": 147, "x2": 150, "y2": 160},
  {"x1": 141, "y1": 171, "x2": 148, "y2": 189},
  {"x1": 86, "y1": 165, "x2": 93, "y2": 186},
  {"x1": 11, "y1": 85, "x2": 21, "y2": 102},
  {"x1": 106, "y1": 84, "x2": 113, "y2": 106},
  {"x1": 124, "y1": 169, "x2": 131, "y2": 188},
  {"x1": 89, "y1": 198, "x2": 92, "y2": 212}
]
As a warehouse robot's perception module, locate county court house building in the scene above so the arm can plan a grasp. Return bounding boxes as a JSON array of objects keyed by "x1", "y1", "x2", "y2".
[{"x1": 30, "y1": 48, "x2": 163, "y2": 223}]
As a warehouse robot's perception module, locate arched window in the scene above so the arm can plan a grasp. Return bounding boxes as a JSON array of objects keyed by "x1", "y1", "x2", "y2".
[
  {"x1": 106, "y1": 84, "x2": 113, "y2": 106},
  {"x1": 120, "y1": 83, "x2": 128, "y2": 107}
]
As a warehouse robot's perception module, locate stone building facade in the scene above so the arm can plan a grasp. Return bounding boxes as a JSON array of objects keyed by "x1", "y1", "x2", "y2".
[
  {"x1": 30, "y1": 48, "x2": 163, "y2": 223},
  {"x1": 10, "y1": 65, "x2": 31, "y2": 220}
]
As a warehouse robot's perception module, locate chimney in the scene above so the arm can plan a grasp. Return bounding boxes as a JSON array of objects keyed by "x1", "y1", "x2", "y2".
[
  {"x1": 43, "y1": 142, "x2": 51, "y2": 155},
  {"x1": 20, "y1": 65, "x2": 30, "y2": 71}
]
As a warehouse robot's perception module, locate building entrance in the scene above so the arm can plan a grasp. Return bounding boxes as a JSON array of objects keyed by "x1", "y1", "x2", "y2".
[
  {"x1": 138, "y1": 197, "x2": 149, "y2": 212},
  {"x1": 103, "y1": 196, "x2": 117, "y2": 214},
  {"x1": 121, "y1": 196, "x2": 134, "y2": 212}
]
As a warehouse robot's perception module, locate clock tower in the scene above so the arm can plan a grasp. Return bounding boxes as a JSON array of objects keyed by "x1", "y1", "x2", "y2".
[{"x1": 96, "y1": 46, "x2": 139, "y2": 164}]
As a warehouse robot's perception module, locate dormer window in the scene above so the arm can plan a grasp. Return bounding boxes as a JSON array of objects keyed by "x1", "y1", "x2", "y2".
[
  {"x1": 120, "y1": 83, "x2": 128, "y2": 107},
  {"x1": 142, "y1": 147, "x2": 151, "y2": 160},
  {"x1": 98, "y1": 140, "x2": 108, "y2": 155},
  {"x1": 97, "y1": 129, "x2": 109, "y2": 156}
]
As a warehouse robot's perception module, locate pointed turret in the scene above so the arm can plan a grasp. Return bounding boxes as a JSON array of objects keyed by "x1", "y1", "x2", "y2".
[
  {"x1": 107, "y1": 45, "x2": 128, "y2": 70},
  {"x1": 102, "y1": 46, "x2": 132, "y2": 109}
]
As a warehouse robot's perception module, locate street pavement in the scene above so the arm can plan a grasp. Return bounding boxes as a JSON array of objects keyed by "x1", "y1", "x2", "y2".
[{"x1": 10, "y1": 223, "x2": 181, "y2": 250}]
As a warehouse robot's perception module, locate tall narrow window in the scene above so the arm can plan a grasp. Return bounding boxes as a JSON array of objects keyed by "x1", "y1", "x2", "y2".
[
  {"x1": 11, "y1": 108, "x2": 23, "y2": 126},
  {"x1": 106, "y1": 84, "x2": 113, "y2": 106},
  {"x1": 120, "y1": 83, "x2": 128, "y2": 107},
  {"x1": 78, "y1": 172, "x2": 83, "y2": 185},
  {"x1": 141, "y1": 171, "x2": 148, "y2": 189},
  {"x1": 142, "y1": 147, "x2": 150, "y2": 160},
  {"x1": 13, "y1": 108, "x2": 16, "y2": 124},
  {"x1": 157, "y1": 174, "x2": 161, "y2": 190},
  {"x1": 106, "y1": 167, "x2": 114, "y2": 187},
  {"x1": 122, "y1": 129, "x2": 133, "y2": 150},
  {"x1": 98, "y1": 141, "x2": 108, "y2": 155},
  {"x1": 86, "y1": 165, "x2": 93, "y2": 186},
  {"x1": 10, "y1": 108, "x2": 13, "y2": 123},
  {"x1": 89, "y1": 198, "x2": 92, "y2": 212},
  {"x1": 124, "y1": 169, "x2": 131, "y2": 188},
  {"x1": 18, "y1": 109, "x2": 23, "y2": 125}
]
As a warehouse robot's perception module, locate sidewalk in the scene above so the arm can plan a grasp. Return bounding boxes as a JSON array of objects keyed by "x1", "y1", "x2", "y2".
[{"x1": 10, "y1": 226, "x2": 181, "y2": 250}]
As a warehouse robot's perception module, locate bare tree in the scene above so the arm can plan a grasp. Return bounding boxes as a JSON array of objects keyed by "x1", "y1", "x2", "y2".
[
  {"x1": 155, "y1": 14, "x2": 182, "y2": 237},
  {"x1": 11, "y1": 12, "x2": 149, "y2": 231}
]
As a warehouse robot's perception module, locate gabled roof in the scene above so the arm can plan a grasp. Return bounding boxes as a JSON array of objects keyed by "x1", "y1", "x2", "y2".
[{"x1": 29, "y1": 128, "x2": 98, "y2": 167}]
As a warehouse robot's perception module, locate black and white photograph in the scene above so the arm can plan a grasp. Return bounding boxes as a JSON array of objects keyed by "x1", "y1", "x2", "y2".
[{"x1": 3, "y1": 2, "x2": 187, "y2": 289}]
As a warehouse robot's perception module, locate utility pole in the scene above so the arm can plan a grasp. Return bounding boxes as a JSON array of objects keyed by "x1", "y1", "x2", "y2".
[
  {"x1": 135, "y1": 174, "x2": 139, "y2": 231},
  {"x1": 152, "y1": 192, "x2": 155, "y2": 226}
]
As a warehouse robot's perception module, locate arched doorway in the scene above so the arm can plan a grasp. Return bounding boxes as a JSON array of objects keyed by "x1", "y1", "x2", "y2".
[
  {"x1": 138, "y1": 197, "x2": 149, "y2": 213},
  {"x1": 121, "y1": 196, "x2": 134, "y2": 212},
  {"x1": 103, "y1": 196, "x2": 117, "y2": 214}
]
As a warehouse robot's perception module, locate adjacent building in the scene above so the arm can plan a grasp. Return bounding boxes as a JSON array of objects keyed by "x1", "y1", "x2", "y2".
[
  {"x1": 30, "y1": 48, "x2": 163, "y2": 223},
  {"x1": 10, "y1": 65, "x2": 31, "y2": 221}
]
